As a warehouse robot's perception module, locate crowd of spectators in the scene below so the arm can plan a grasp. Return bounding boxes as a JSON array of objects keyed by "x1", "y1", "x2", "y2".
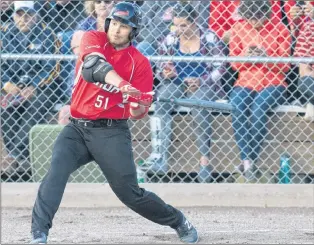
[{"x1": 1, "y1": 0, "x2": 313, "y2": 182}]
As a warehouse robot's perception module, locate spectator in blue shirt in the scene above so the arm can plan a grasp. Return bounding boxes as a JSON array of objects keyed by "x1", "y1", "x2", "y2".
[{"x1": 1, "y1": 2, "x2": 60, "y2": 178}]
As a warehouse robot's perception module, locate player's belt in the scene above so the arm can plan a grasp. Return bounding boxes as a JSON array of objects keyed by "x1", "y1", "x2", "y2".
[{"x1": 69, "y1": 117, "x2": 127, "y2": 128}]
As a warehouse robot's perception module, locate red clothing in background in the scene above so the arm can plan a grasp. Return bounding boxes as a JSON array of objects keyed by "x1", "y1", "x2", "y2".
[
  {"x1": 294, "y1": 21, "x2": 314, "y2": 69},
  {"x1": 209, "y1": 0, "x2": 314, "y2": 38},
  {"x1": 229, "y1": 20, "x2": 291, "y2": 91}
]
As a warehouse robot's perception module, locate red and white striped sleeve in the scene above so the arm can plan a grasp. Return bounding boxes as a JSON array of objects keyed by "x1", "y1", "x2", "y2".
[{"x1": 295, "y1": 22, "x2": 314, "y2": 58}]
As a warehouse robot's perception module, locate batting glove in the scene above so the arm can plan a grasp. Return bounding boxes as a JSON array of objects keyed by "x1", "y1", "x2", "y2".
[
  {"x1": 126, "y1": 91, "x2": 155, "y2": 107},
  {"x1": 118, "y1": 81, "x2": 141, "y2": 98}
]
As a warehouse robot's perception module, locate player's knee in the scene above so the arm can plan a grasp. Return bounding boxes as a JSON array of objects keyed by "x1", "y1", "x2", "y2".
[{"x1": 111, "y1": 183, "x2": 144, "y2": 208}]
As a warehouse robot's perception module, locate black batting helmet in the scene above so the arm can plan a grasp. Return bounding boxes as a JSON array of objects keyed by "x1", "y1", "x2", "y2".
[{"x1": 105, "y1": 1, "x2": 142, "y2": 40}]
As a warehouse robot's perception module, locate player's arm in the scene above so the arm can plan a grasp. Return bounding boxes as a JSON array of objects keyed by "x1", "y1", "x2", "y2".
[
  {"x1": 129, "y1": 92, "x2": 154, "y2": 119},
  {"x1": 128, "y1": 58, "x2": 154, "y2": 120},
  {"x1": 129, "y1": 102, "x2": 149, "y2": 119},
  {"x1": 81, "y1": 54, "x2": 140, "y2": 97},
  {"x1": 79, "y1": 31, "x2": 139, "y2": 96}
]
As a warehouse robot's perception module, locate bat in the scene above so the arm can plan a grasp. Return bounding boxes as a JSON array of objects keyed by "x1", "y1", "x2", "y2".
[{"x1": 155, "y1": 97, "x2": 234, "y2": 113}]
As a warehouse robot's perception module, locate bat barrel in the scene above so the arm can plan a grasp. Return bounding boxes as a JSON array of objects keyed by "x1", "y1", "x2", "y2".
[{"x1": 156, "y1": 97, "x2": 234, "y2": 112}]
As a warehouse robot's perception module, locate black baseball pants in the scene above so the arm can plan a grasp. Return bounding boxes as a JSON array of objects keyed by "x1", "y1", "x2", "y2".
[{"x1": 31, "y1": 119, "x2": 183, "y2": 235}]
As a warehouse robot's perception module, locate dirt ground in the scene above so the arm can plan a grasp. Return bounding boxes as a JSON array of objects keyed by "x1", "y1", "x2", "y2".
[{"x1": 1, "y1": 207, "x2": 313, "y2": 244}]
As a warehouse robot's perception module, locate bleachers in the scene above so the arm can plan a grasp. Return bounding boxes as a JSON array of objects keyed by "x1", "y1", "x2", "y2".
[
  {"x1": 29, "y1": 103, "x2": 314, "y2": 183},
  {"x1": 134, "y1": 109, "x2": 314, "y2": 173}
]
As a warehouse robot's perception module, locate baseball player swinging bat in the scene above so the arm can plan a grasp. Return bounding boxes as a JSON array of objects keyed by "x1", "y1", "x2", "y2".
[{"x1": 155, "y1": 97, "x2": 234, "y2": 113}]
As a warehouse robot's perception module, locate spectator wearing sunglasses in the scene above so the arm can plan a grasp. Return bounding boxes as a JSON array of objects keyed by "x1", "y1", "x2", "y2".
[{"x1": 75, "y1": 0, "x2": 115, "y2": 32}]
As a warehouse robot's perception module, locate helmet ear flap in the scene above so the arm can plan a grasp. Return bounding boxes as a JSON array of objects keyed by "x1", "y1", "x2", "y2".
[{"x1": 105, "y1": 19, "x2": 111, "y2": 33}]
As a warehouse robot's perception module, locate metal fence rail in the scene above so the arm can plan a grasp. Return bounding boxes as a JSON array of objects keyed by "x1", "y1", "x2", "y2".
[{"x1": 2, "y1": 54, "x2": 314, "y2": 63}]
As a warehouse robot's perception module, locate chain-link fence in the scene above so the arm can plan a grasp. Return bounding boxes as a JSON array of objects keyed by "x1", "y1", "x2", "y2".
[{"x1": 1, "y1": 1, "x2": 313, "y2": 184}]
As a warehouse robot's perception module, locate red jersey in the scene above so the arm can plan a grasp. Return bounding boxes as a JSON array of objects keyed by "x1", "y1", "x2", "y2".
[
  {"x1": 70, "y1": 31, "x2": 153, "y2": 120},
  {"x1": 209, "y1": 0, "x2": 314, "y2": 39}
]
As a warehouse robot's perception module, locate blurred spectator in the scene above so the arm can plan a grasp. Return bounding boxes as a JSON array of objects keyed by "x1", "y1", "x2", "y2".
[
  {"x1": 34, "y1": 0, "x2": 85, "y2": 103},
  {"x1": 210, "y1": 0, "x2": 314, "y2": 102},
  {"x1": 0, "y1": 1, "x2": 13, "y2": 26},
  {"x1": 289, "y1": 1, "x2": 314, "y2": 40},
  {"x1": 138, "y1": 1, "x2": 210, "y2": 54},
  {"x1": 0, "y1": 1, "x2": 60, "y2": 178},
  {"x1": 146, "y1": 4, "x2": 226, "y2": 183},
  {"x1": 209, "y1": 0, "x2": 314, "y2": 44},
  {"x1": 229, "y1": 0, "x2": 291, "y2": 180},
  {"x1": 75, "y1": 0, "x2": 115, "y2": 31},
  {"x1": 0, "y1": 1, "x2": 13, "y2": 50},
  {"x1": 287, "y1": 2, "x2": 314, "y2": 104},
  {"x1": 295, "y1": 11, "x2": 314, "y2": 121},
  {"x1": 36, "y1": 0, "x2": 85, "y2": 35}
]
